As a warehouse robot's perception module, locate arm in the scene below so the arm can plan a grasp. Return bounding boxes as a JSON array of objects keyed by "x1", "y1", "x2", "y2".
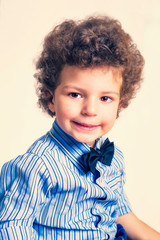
[
  {"x1": 0, "y1": 154, "x2": 50, "y2": 240},
  {"x1": 116, "y1": 212, "x2": 160, "y2": 240}
]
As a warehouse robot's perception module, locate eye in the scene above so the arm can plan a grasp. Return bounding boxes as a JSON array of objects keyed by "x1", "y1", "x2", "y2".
[
  {"x1": 100, "y1": 96, "x2": 112, "y2": 102},
  {"x1": 68, "y1": 92, "x2": 81, "y2": 98}
]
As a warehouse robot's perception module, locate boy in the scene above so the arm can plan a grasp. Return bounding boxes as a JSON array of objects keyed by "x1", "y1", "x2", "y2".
[{"x1": 0, "y1": 16, "x2": 160, "y2": 240}]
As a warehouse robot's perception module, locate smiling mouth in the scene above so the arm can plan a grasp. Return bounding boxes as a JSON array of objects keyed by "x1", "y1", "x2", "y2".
[{"x1": 72, "y1": 121, "x2": 99, "y2": 130}]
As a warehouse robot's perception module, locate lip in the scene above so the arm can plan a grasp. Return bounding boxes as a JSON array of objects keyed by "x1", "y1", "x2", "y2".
[{"x1": 71, "y1": 121, "x2": 100, "y2": 131}]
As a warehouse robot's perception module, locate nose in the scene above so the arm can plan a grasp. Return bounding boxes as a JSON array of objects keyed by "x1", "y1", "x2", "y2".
[{"x1": 81, "y1": 97, "x2": 98, "y2": 116}]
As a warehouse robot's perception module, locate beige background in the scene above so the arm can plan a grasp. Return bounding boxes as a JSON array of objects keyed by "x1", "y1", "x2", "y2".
[{"x1": 0, "y1": 0, "x2": 160, "y2": 231}]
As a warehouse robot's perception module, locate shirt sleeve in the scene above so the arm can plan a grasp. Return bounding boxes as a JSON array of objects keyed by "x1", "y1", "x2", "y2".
[
  {"x1": 0, "y1": 153, "x2": 51, "y2": 240},
  {"x1": 112, "y1": 146, "x2": 132, "y2": 217},
  {"x1": 116, "y1": 169, "x2": 132, "y2": 216}
]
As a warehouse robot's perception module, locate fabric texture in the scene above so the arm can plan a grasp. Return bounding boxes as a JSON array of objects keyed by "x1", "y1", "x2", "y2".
[
  {"x1": 0, "y1": 119, "x2": 131, "y2": 240},
  {"x1": 115, "y1": 224, "x2": 127, "y2": 240}
]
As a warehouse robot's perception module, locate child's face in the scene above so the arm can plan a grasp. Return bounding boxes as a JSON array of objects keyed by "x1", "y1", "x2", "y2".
[{"x1": 49, "y1": 65, "x2": 122, "y2": 147}]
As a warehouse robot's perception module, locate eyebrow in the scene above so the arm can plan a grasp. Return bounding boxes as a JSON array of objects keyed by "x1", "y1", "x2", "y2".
[
  {"x1": 101, "y1": 91, "x2": 119, "y2": 96},
  {"x1": 62, "y1": 86, "x2": 119, "y2": 96}
]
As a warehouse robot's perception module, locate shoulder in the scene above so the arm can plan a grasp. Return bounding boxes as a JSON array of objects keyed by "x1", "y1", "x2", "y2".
[
  {"x1": 112, "y1": 144, "x2": 125, "y2": 170},
  {"x1": 0, "y1": 132, "x2": 59, "y2": 187},
  {"x1": 26, "y1": 131, "x2": 57, "y2": 157},
  {"x1": 0, "y1": 150, "x2": 55, "y2": 200}
]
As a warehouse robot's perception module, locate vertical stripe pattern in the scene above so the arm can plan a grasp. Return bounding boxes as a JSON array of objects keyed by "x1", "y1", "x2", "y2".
[{"x1": 0, "y1": 119, "x2": 132, "y2": 239}]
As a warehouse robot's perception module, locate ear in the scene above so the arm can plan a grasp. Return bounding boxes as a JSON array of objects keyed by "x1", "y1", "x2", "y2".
[
  {"x1": 48, "y1": 92, "x2": 55, "y2": 113},
  {"x1": 118, "y1": 97, "x2": 124, "y2": 109},
  {"x1": 48, "y1": 100, "x2": 55, "y2": 113},
  {"x1": 117, "y1": 99, "x2": 123, "y2": 118}
]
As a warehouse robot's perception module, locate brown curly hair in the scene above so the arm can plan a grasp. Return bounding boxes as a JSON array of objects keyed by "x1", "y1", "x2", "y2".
[{"x1": 34, "y1": 15, "x2": 144, "y2": 117}]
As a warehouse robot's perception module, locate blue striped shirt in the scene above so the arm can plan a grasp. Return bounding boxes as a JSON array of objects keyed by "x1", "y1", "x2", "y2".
[{"x1": 0, "y1": 119, "x2": 131, "y2": 240}]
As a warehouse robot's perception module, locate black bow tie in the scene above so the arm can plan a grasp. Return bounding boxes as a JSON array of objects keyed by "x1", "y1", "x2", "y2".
[{"x1": 82, "y1": 138, "x2": 114, "y2": 174}]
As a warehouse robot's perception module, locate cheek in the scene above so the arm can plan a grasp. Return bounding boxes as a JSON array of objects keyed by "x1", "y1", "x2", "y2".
[
  {"x1": 105, "y1": 104, "x2": 118, "y2": 116},
  {"x1": 55, "y1": 101, "x2": 77, "y2": 119},
  {"x1": 102, "y1": 105, "x2": 118, "y2": 125}
]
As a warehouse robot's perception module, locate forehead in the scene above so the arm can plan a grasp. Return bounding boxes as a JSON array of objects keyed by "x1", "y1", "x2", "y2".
[{"x1": 59, "y1": 65, "x2": 122, "y2": 84}]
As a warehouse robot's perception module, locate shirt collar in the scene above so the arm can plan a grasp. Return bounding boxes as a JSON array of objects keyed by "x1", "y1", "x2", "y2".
[{"x1": 49, "y1": 119, "x2": 105, "y2": 172}]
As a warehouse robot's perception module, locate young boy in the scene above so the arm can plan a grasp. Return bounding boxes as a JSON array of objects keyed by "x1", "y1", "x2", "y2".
[{"x1": 0, "y1": 16, "x2": 160, "y2": 240}]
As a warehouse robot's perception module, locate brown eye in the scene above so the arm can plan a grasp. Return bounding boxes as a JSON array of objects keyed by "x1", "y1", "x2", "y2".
[
  {"x1": 101, "y1": 96, "x2": 112, "y2": 102},
  {"x1": 69, "y1": 92, "x2": 81, "y2": 98}
]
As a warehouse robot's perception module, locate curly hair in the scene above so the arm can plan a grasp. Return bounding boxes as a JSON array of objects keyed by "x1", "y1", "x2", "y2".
[{"x1": 34, "y1": 15, "x2": 144, "y2": 117}]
